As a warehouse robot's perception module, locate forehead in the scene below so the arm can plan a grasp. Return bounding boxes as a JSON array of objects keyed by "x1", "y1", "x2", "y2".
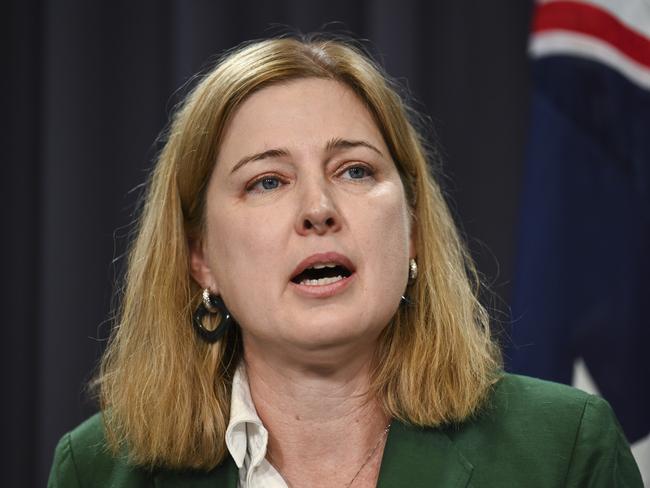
[{"x1": 217, "y1": 78, "x2": 388, "y2": 166}]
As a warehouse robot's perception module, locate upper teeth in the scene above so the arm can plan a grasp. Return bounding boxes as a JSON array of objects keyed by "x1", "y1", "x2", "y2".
[{"x1": 311, "y1": 263, "x2": 338, "y2": 269}]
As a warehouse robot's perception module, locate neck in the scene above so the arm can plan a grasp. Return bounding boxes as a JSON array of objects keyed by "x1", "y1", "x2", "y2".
[{"x1": 242, "y1": 340, "x2": 389, "y2": 487}]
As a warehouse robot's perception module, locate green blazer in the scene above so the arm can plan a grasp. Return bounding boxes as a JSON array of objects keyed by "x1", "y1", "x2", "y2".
[{"x1": 48, "y1": 374, "x2": 642, "y2": 487}]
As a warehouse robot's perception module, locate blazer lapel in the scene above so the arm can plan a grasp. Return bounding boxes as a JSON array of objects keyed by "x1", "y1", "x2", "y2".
[
  {"x1": 153, "y1": 456, "x2": 239, "y2": 488},
  {"x1": 377, "y1": 421, "x2": 473, "y2": 488}
]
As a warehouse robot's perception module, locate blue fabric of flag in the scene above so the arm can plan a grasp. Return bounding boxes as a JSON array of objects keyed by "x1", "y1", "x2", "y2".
[{"x1": 507, "y1": 55, "x2": 650, "y2": 443}]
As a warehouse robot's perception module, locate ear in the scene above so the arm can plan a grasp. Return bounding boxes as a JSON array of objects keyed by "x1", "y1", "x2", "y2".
[
  {"x1": 409, "y1": 217, "x2": 418, "y2": 259},
  {"x1": 189, "y1": 237, "x2": 219, "y2": 293}
]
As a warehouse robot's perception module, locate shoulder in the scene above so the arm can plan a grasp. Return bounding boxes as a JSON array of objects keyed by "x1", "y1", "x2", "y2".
[
  {"x1": 47, "y1": 413, "x2": 151, "y2": 488},
  {"x1": 446, "y1": 373, "x2": 643, "y2": 487},
  {"x1": 485, "y1": 372, "x2": 592, "y2": 421},
  {"x1": 48, "y1": 413, "x2": 238, "y2": 487},
  {"x1": 448, "y1": 373, "x2": 593, "y2": 461}
]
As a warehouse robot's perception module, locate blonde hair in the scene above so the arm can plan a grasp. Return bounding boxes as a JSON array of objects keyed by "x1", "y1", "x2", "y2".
[{"x1": 96, "y1": 35, "x2": 502, "y2": 470}]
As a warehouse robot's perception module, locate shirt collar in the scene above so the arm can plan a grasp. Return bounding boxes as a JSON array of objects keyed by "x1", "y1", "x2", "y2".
[{"x1": 225, "y1": 362, "x2": 269, "y2": 469}]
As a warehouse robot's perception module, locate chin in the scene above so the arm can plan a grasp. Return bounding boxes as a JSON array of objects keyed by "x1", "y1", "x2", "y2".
[
  {"x1": 283, "y1": 314, "x2": 386, "y2": 352},
  {"x1": 280, "y1": 330, "x2": 381, "y2": 372}
]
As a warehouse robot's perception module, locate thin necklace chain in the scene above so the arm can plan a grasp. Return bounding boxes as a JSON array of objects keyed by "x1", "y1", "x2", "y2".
[
  {"x1": 344, "y1": 422, "x2": 391, "y2": 488},
  {"x1": 266, "y1": 421, "x2": 391, "y2": 488}
]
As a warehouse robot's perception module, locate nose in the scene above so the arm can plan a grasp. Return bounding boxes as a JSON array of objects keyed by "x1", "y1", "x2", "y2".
[{"x1": 295, "y1": 180, "x2": 342, "y2": 236}]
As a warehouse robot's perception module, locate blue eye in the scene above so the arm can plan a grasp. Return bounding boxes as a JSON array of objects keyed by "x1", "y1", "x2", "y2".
[
  {"x1": 343, "y1": 165, "x2": 372, "y2": 180},
  {"x1": 247, "y1": 175, "x2": 284, "y2": 193},
  {"x1": 260, "y1": 177, "x2": 280, "y2": 190}
]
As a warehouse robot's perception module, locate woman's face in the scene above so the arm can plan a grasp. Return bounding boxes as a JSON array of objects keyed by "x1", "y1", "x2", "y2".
[{"x1": 191, "y1": 78, "x2": 414, "y2": 361}]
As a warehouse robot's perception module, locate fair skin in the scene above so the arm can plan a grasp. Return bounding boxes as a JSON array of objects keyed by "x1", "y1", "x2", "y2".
[{"x1": 191, "y1": 78, "x2": 414, "y2": 487}]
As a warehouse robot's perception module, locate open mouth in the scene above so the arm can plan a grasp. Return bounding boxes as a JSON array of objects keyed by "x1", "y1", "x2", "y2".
[{"x1": 291, "y1": 263, "x2": 352, "y2": 286}]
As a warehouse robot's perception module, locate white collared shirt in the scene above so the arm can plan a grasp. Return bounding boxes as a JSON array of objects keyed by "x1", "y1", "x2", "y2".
[{"x1": 225, "y1": 363, "x2": 289, "y2": 488}]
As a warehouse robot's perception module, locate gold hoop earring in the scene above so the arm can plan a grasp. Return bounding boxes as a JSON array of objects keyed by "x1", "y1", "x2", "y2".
[{"x1": 408, "y1": 258, "x2": 418, "y2": 283}]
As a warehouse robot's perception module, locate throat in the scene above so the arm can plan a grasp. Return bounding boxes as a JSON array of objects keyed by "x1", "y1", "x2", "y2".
[
  {"x1": 241, "y1": 344, "x2": 388, "y2": 481},
  {"x1": 263, "y1": 409, "x2": 390, "y2": 488}
]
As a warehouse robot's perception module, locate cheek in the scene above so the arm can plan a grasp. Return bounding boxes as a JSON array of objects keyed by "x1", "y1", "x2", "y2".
[
  {"x1": 372, "y1": 186, "x2": 411, "y2": 249},
  {"x1": 206, "y1": 207, "x2": 290, "y2": 295},
  {"x1": 352, "y1": 188, "x2": 411, "y2": 283}
]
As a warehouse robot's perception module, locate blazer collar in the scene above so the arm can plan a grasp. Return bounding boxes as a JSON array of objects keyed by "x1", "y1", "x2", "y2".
[
  {"x1": 153, "y1": 458, "x2": 239, "y2": 488},
  {"x1": 377, "y1": 421, "x2": 474, "y2": 488},
  {"x1": 153, "y1": 420, "x2": 473, "y2": 488}
]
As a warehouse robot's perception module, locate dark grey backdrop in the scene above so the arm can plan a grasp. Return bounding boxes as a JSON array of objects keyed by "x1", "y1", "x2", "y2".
[{"x1": 4, "y1": 1, "x2": 532, "y2": 486}]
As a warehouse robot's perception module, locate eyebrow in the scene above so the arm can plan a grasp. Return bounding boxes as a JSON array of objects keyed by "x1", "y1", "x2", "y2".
[
  {"x1": 229, "y1": 138, "x2": 384, "y2": 174},
  {"x1": 325, "y1": 137, "x2": 384, "y2": 157}
]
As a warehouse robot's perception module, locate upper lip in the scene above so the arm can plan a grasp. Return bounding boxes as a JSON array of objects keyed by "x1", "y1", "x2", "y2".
[{"x1": 290, "y1": 252, "x2": 356, "y2": 282}]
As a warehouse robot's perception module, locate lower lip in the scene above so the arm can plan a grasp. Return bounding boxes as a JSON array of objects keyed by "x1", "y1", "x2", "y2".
[{"x1": 289, "y1": 273, "x2": 356, "y2": 298}]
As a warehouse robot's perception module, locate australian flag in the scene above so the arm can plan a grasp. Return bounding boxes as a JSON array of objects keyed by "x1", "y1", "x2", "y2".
[{"x1": 507, "y1": 0, "x2": 650, "y2": 444}]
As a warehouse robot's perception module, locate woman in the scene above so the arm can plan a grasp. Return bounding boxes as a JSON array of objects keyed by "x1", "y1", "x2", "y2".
[{"x1": 48, "y1": 35, "x2": 642, "y2": 487}]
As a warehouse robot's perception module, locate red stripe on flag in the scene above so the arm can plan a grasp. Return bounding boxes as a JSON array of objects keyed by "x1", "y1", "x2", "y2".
[{"x1": 532, "y1": 1, "x2": 650, "y2": 68}]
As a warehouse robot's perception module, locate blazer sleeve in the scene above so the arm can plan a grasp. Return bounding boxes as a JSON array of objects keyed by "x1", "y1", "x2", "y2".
[
  {"x1": 564, "y1": 394, "x2": 643, "y2": 487},
  {"x1": 48, "y1": 432, "x2": 82, "y2": 488}
]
